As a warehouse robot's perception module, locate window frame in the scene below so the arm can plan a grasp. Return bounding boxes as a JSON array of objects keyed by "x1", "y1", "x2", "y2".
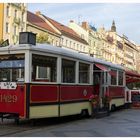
[
  {"x1": 110, "y1": 68, "x2": 117, "y2": 86},
  {"x1": 61, "y1": 58, "x2": 76, "y2": 84},
  {"x1": 79, "y1": 62, "x2": 90, "y2": 84},
  {"x1": 31, "y1": 52, "x2": 58, "y2": 84},
  {"x1": 0, "y1": 54, "x2": 25, "y2": 82}
]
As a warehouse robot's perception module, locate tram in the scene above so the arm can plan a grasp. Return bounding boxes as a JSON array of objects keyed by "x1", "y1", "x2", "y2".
[{"x1": 0, "y1": 41, "x2": 125, "y2": 122}]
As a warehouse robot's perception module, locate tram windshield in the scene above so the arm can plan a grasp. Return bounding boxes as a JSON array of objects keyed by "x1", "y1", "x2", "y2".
[{"x1": 0, "y1": 54, "x2": 25, "y2": 82}]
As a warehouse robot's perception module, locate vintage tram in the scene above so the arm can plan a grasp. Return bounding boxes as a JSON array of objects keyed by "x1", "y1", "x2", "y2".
[{"x1": 0, "y1": 42, "x2": 125, "y2": 122}]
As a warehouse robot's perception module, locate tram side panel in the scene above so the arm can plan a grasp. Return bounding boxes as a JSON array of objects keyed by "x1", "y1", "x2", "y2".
[
  {"x1": 0, "y1": 84, "x2": 26, "y2": 119},
  {"x1": 60, "y1": 85, "x2": 93, "y2": 116},
  {"x1": 29, "y1": 84, "x2": 59, "y2": 119},
  {"x1": 109, "y1": 86, "x2": 125, "y2": 109},
  {"x1": 29, "y1": 84, "x2": 94, "y2": 119}
]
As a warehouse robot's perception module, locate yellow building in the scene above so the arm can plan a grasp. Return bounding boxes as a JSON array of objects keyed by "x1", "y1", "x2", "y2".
[
  {"x1": 96, "y1": 21, "x2": 138, "y2": 72},
  {"x1": 0, "y1": 3, "x2": 27, "y2": 45},
  {"x1": 0, "y1": 4, "x2": 4, "y2": 43}
]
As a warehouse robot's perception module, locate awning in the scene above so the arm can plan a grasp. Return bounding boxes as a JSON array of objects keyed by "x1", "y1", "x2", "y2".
[
  {"x1": 125, "y1": 70, "x2": 140, "y2": 83},
  {"x1": 109, "y1": 70, "x2": 117, "y2": 77},
  {"x1": 95, "y1": 63, "x2": 108, "y2": 71}
]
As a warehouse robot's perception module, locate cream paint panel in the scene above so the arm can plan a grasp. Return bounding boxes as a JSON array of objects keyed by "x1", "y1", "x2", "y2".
[
  {"x1": 110, "y1": 98, "x2": 125, "y2": 109},
  {"x1": 30, "y1": 105, "x2": 58, "y2": 119},
  {"x1": 60, "y1": 102, "x2": 91, "y2": 116}
]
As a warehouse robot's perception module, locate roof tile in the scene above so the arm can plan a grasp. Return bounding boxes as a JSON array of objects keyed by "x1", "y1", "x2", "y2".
[{"x1": 27, "y1": 11, "x2": 59, "y2": 35}]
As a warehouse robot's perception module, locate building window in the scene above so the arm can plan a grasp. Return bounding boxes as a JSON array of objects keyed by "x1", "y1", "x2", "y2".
[
  {"x1": 70, "y1": 41, "x2": 72, "y2": 48},
  {"x1": 61, "y1": 38, "x2": 63, "y2": 46},
  {"x1": 52, "y1": 39, "x2": 54, "y2": 45},
  {"x1": 80, "y1": 45, "x2": 82, "y2": 51},
  {"x1": 73, "y1": 43, "x2": 75, "y2": 49},
  {"x1": 89, "y1": 39, "x2": 91, "y2": 46},
  {"x1": 81, "y1": 34, "x2": 84, "y2": 39},
  {"x1": 66, "y1": 40, "x2": 68, "y2": 47},
  {"x1": 62, "y1": 59, "x2": 75, "y2": 83},
  {"x1": 56, "y1": 41, "x2": 59, "y2": 46},
  {"x1": 14, "y1": 10, "x2": 17, "y2": 18},
  {"x1": 21, "y1": 12, "x2": 24, "y2": 22},
  {"x1": 6, "y1": 6, "x2": 9, "y2": 17},
  {"x1": 14, "y1": 26, "x2": 17, "y2": 35},
  {"x1": 6, "y1": 22, "x2": 9, "y2": 33},
  {"x1": 83, "y1": 46, "x2": 85, "y2": 52},
  {"x1": 77, "y1": 44, "x2": 79, "y2": 50},
  {"x1": 21, "y1": 28, "x2": 24, "y2": 32}
]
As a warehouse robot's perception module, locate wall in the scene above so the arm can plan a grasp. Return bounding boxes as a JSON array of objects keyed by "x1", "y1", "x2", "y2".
[{"x1": 0, "y1": 3, "x2": 4, "y2": 41}]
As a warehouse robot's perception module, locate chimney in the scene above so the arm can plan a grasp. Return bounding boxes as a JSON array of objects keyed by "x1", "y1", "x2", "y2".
[
  {"x1": 35, "y1": 11, "x2": 41, "y2": 16},
  {"x1": 82, "y1": 22, "x2": 89, "y2": 30}
]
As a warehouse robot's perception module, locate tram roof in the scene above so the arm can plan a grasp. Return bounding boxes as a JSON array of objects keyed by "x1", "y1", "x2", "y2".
[{"x1": 0, "y1": 43, "x2": 124, "y2": 70}]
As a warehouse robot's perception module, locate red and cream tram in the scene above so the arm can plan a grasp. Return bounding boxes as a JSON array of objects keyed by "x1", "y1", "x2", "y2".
[{"x1": 0, "y1": 43, "x2": 125, "y2": 122}]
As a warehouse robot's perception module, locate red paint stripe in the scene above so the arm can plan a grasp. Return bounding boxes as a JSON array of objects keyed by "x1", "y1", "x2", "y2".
[{"x1": 30, "y1": 85, "x2": 59, "y2": 103}]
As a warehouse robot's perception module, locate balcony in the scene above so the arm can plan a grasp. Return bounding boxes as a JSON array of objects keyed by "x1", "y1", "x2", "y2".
[
  {"x1": 10, "y1": 3, "x2": 21, "y2": 9},
  {"x1": 13, "y1": 17, "x2": 20, "y2": 25}
]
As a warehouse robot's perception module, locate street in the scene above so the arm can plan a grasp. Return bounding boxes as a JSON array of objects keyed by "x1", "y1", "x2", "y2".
[{"x1": 0, "y1": 109, "x2": 140, "y2": 137}]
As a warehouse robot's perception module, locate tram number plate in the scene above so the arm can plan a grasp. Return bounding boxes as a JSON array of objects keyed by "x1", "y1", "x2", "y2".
[
  {"x1": 0, "y1": 94, "x2": 18, "y2": 103},
  {"x1": 0, "y1": 82, "x2": 17, "y2": 90}
]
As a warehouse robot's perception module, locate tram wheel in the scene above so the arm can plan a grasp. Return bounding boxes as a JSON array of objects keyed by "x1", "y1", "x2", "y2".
[
  {"x1": 111, "y1": 104, "x2": 116, "y2": 111},
  {"x1": 81, "y1": 109, "x2": 89, "y2": 118}
]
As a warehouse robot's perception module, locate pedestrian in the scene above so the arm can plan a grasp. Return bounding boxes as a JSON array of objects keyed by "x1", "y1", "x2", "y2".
[{"x1": 89, "y1": 94, "x2": 98, "y2": 118}]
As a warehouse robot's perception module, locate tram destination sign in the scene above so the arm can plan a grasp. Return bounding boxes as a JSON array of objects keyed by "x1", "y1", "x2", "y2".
[{"x1": 0, "y1": 82, "x2": 17, "y2": 90}]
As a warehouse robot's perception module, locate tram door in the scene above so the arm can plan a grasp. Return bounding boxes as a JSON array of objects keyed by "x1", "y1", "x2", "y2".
[
  {"x1": 93, "y1": 64, "x2": 109, "y2": 108},
  {"x1": 100, "y1": 71, "x2": 109, "y2": 108}
]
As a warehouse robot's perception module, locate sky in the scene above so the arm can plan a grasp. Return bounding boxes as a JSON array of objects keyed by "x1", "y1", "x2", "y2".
[{"x1": 27, "y1": 3, "x2": 140, "y2": 45}]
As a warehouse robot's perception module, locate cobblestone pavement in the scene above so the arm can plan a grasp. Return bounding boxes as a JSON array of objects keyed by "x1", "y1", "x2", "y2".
[{"x1": 1, "y1": 109, "x2": 140, "y2": 137}]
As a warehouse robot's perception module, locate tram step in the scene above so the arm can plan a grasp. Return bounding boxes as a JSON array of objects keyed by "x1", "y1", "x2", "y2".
[{"x1": 96, "y1": 110, "x2": 110, "y2": 119}]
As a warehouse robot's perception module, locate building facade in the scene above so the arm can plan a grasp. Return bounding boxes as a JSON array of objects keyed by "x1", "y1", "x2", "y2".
[
  {"x1": 122, "y1": 36, "x2": 138, "y2": 71},
  {"x1": 38, "y1": 13, "x2": 89, "y2": 53},
  {"x1": 136, "y1": 46, "x2": 140, "y2": 73},
  {"x1": 69, "y1": 21, "x2": 102, "y2": 58},
  {"x1": 0, "y1": 3, "x2": 27, "y2": 45},
  {"x1": 99, "y1": 21, "x2": 138, "y2": 72}
]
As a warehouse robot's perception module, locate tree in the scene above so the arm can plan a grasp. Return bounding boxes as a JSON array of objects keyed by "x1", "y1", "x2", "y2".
[{"x1": 36, "y1": 33, "x2": 50, "y2": 44}]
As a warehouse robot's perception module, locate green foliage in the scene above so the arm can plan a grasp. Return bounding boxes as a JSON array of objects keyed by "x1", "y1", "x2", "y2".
[
  {"x1": 36, "y1": 33, "x2": 50, "y2": 44},
  {"x1": 127, "y1": 82, "x2": 140, "y2": 89}
]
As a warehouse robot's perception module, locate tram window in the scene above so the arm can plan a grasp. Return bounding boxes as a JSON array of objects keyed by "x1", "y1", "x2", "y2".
[
  {"x1": 32, "y1": 54, "x2": 57, "y2": 82},
  {"x1": 101, "y1": 72, "x2": 108, "y2": 84},
  {"x1": 79, "y1": 63, "x2": 89, "y2": 83},
  {"x1": 118, "y1": 71, "x2": 123, "y2": 86},
  {"x1": 62, "y1": 59, "x2": 75, "y2": 83},
  {"x1": 0, "y1": 54, "x2": 25, "y2": 82},
  {"x1": 94, "y1": 73, "x2": 100, "y2": 85},
  {"x1": 110, "y1": 69, "x2": 117, "y2": 85}
]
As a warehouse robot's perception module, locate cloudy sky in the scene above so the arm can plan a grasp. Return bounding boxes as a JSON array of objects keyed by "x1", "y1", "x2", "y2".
[{"x1": 28, "y1": 3, "x2": 140, "y2": 45}]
